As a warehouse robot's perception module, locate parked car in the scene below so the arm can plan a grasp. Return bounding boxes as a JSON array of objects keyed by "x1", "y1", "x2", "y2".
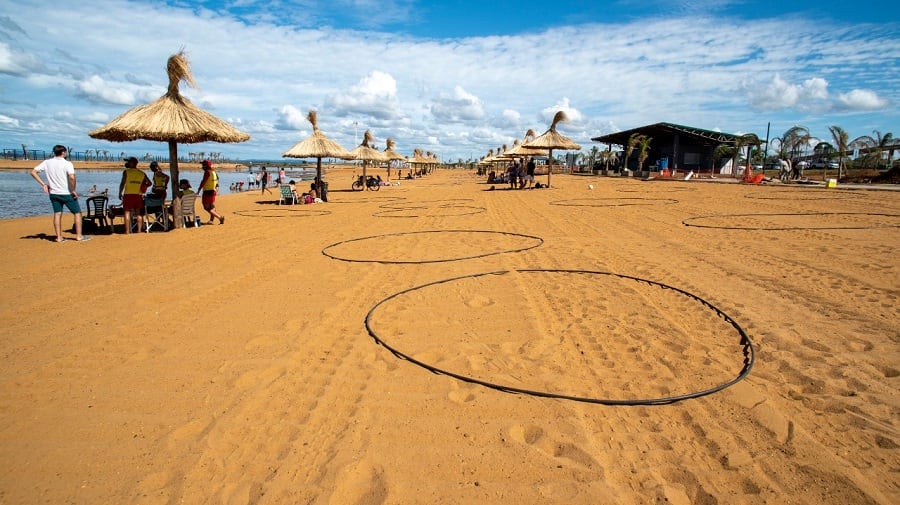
[{"x1": 811, "y1": 160, "x2": 838, "y2": 169}]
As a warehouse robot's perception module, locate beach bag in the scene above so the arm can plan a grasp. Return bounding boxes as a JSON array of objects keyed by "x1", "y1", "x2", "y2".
[{"x1": 81, "y1": 217, "x2": 98, "y2": 234}]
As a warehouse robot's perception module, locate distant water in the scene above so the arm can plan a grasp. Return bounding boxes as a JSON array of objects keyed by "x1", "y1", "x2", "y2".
[{"x1": 0, "y1": 168, "x2": 316, "y2": 220}]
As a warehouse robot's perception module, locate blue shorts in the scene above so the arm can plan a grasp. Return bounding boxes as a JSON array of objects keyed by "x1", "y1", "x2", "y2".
[{"x1": 50, "y1": 194, "x2": 81, "y2": 214}]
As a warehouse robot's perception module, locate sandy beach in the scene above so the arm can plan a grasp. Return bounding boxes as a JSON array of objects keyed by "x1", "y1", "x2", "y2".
[{"x1": 1, "y1": 167, "x2": 897, "y2": 504}]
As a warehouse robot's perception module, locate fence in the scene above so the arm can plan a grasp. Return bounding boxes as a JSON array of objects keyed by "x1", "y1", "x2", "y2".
[{"x1": 1, "y1": 147, "x2": 170, "y2": 164}]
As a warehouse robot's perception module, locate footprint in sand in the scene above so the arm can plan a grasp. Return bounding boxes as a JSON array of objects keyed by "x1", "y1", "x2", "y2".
[
  {"x1": 464, "y1": 294, "x2": 493, "y2": 308},
  {"x1": 328, "y1": 460, "x2": 388, "y2": 505}
]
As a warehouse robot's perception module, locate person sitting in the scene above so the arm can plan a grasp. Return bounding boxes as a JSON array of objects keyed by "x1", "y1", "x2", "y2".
[
  {"x1": 168, "y1": 179, "x2": 195, "y2": 218},
  {"x1": 177, "y1": 179, "x2": 194, "y2": 196}
]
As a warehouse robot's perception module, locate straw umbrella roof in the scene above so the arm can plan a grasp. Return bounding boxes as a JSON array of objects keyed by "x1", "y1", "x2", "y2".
[
  {"x1": 382, "y1": 138, "x2": 407, "y2": 161},
  {"x1": 524, "y1": 111, "x2": 582, "y2": 187},
  {"x1": 502, "y1": 130, "x2": 548, "y2": 158},
  {"x1": 525, "y1": 112, "x2": 581, "y2": 151},
  {"x1": 88, "y1": 50, "x2": 250, "y2": 227},
  {"x1": 282, "y1": 110, "x2": 353, "y2": 160},
  {"x1": 409, "y1": 148, "x2": 430, "y2": 164},
  {"x1": 282, "y1": 110, "x2": 353, "y2": 199},
  {"x1": 348, "y1": 130, "x2": 388, "y2": 162},
  {"x1": 347, "y1": 130, "x2": 387, "y2": 183},
  {"x1": 89, "y1": 51, "x2": 249, "y2": 144}
]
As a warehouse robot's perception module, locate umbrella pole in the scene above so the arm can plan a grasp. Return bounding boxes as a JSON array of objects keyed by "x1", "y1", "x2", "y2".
[
  {"x1": 169, "y1": 141, "x2": 183, "y2": 228},
  {"x1": 547, "y1": 149, "x2": 553, "y2": 188},
  {"x1": 316, "y1": 157, "x2": 323, "y2": 197}
]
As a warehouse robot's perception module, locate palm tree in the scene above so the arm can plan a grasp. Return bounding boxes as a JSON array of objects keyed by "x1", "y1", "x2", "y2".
[
  {"x1": 851, "y1": 130, "x2": 896, "y2": 169},
  {"x1": 587, "y1": 145, "x2": 600, "y2": 171},
  {"x1": 829, "y1": 125, "x2": 850, "y2": 179},
  {"x1": 781, "y1": 126, "x2": 810, "y2": 165},
  {"x1": 713, "y1": 142, "x2": 737, "y2": 176},
  {"x1": 636, "y1": 136, "x2": 653, "y2": 171},
  {"x1": 599, "y1": 149, "x2": 617, "y2": 172},
  {"x1": 623, "y1": 133, "x2": 644, "y2": 173}
]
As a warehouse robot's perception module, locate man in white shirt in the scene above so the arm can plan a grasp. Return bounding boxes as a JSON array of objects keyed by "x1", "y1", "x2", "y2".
[{"x1": 30, "y1": 144, "x2": 90, "y2": 242}]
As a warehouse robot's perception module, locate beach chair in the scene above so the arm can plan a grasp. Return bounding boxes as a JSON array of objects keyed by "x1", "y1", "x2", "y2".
[
  {"x1": 83, "y1": 195, "x2": 110, "y2": 234},
  {"x1": 144, "y1": 196, "x2": 169, "y2": 232},
  {"x1": 180, "y1": 194, "x2": 199, "y2": 227},
  {"x1": 278, "y1": 184, "x2": 297, "y2": 205}
]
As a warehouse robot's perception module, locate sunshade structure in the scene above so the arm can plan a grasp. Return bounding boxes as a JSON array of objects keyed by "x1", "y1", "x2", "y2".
[
  {"x1": 382, "y1": 137, "x2": 407, "y2": 180},
  {"x1": 409, "y1": 148, "x2": 436, "y2": 175},
  {"x1": 348, "y1": 130, "x2": 387, "y2": 183},
  {"x1": 282, "y1": 110, "x2": 354, "y2": 198},
  {"x1": 524, "y1": 111, "x2": 581, "y2": 187},
  {"x1": 503, "y1": 130, "x2": 548, "y2": 160},
  {"x1": 89, "y1": 51, "x2": 250, "y2": 226}
]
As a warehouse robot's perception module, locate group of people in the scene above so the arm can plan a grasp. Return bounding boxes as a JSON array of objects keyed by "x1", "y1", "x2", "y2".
[
  {"x1": 288, "y1": 180, "x2": 324, "y2": 204},
  {"x1": 117, "y1": 158, "x2": 224, "y2": 233},
  {"x1": 486, "y1": 157, "x2": 538, "y2": 189},
  {"x1": 30, "y1": 145, "x2": 224, "y2": 241},
  {"x1": 778, "y1": 158, "x2": 805, "y2": 182}
]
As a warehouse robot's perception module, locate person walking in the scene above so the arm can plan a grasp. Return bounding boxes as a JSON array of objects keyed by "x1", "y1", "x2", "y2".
[
  {"x1": 118, "y1": 156, "x2": 151, "y2": 234},
  {"x1": 30, "y1": 144, "x2": 91, "y2": 242},
  {"x1": 526, "y1": 157, "x2": 536, "y2": 188},
  {"x1": 199, "y1": 160, "x2": 225, "y2": 224},
  {"x1": 260, "y1": 166, "x2": 272, "y2": 195}
]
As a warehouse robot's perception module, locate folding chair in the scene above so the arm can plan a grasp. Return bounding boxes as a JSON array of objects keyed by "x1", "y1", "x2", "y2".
[
  {"x1": 278, "y1": 184, "x2": 297, "y2": 205},
  {"x1": 144, "y1": 196, "x2": 169, "y2": 232}
]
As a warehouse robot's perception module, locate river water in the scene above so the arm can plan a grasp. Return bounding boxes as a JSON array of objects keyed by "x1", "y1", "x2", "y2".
[{"x1": 0, "y1": 167, "x2": 317, "y2": 220}]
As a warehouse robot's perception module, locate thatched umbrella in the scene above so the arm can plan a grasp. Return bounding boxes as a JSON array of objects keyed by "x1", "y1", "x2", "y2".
[
  {"x1": 524, "y1": 111, "x2": 581, "y2": 188},
  {"x1": 348, "y1": 130, "x2": 387, "y2": 184},
  {"x1": 89, "y1": 50, "x2": 250, "y2": 227},
  {"x1": 383, "y1": 137, "x2": 407, "y2": 181},
  {"x1": 408, "y1": 148, "x2": 432, "y2": 175},
  {"x1": 282, "y1": 110, "x2": 353, "y2": 199},
  {"x1": 503, "y1": 130, "x2": 547, "y2": 159}
]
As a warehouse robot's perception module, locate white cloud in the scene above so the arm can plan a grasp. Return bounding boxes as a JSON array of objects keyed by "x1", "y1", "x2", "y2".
[
  {"x1": 744, "y1": 74, "x2": 832, "y2": 112},
  {"x1": 430, "y1": 85, "x2": 485, "y2": 122},
  {"x1": 0, "y1": 113, "x2": 20, "y2": 127},
  {"x1": 540, "y1": 98, "x2": 583, "y2": 127},
  {"x1": 0, "y1": 42, "x2": 42, "y2": 76},
  {"x1": 76, "y1": 75, "x2": 137, "y2": 105},
  {"x1": 837, "y1": 89, "x2": 889, "y2": 111},
  {"x1": 275, "y1": 104, "x2": 310, "y2": 131},
  {"x1": 326, "y1": 71, "x2": 404, "y2": 120}
]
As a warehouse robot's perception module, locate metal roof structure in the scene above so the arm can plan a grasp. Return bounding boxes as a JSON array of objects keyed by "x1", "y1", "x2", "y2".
[
  {"x1": 590, "y1": 122, "x2": 744, "y2": 173},
  {"x1": 591, "y1": 122, "x2": 739, "y2": 147}
]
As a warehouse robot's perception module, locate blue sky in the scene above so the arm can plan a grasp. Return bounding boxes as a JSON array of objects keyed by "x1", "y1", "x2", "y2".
[{"x1": 1, "y1": 0, "x2": 898, "y2": 162}]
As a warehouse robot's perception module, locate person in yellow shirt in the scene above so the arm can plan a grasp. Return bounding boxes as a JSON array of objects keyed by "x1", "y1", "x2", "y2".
[
  {"x1": 198, "y1": 160, "x2": 224, "y2": 224},
  {"x1": 118, "y1": 157, "x2": 151, "y2": 234},
  {"x1": 149, "y1": 161, "x2": 170, "y2": 199},
  {"x1": 177, "y1": 179, "x2": 195, "y2": 196}
]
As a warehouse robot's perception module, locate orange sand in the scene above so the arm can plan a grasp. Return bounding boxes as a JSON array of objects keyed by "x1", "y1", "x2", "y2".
[{"x1": 0, "y1": 168, "x2": 897, "y2": 504}]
